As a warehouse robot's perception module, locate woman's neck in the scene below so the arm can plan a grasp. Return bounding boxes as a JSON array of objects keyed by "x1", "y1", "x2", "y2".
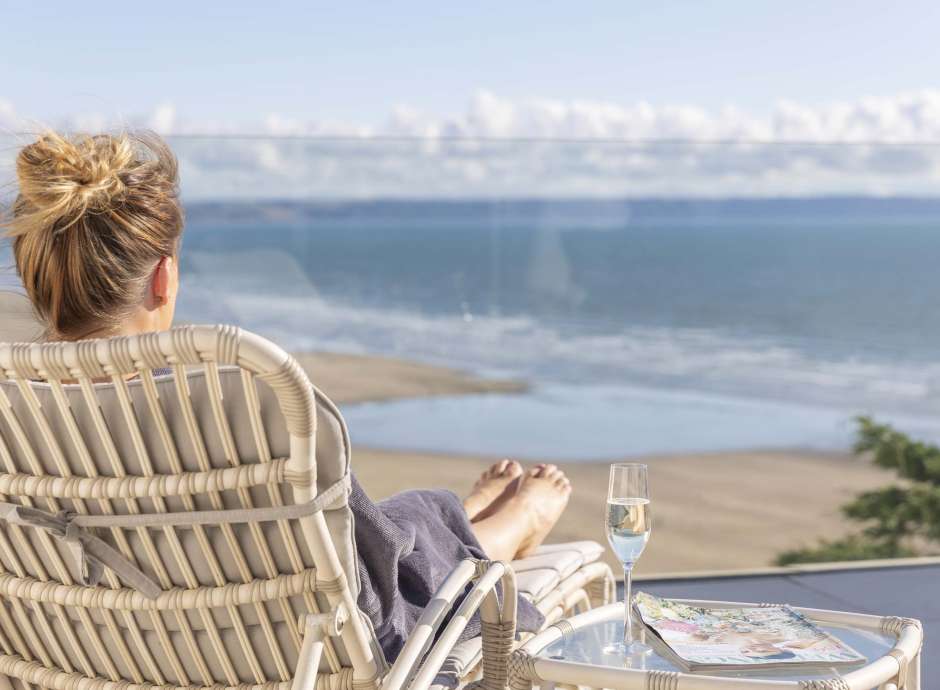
[{"x1": 51, "y1": 312, "x2": 171, "y2": 343}]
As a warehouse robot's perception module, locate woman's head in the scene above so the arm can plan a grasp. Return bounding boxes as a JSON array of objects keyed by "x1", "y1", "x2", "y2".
[{"x1": 3, "y1": 130, "x2": 183, "y2": 340}]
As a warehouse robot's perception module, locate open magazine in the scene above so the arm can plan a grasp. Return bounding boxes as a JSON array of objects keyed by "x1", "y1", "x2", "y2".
[{"x1": 633, "y1": 592, "x2": 866, "y2": 672}]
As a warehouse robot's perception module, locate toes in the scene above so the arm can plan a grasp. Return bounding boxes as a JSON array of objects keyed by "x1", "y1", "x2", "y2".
[
  {"x1": 476, "y1": 460, "x2": 523, "y2": 494},
  {"x1": 482, "y1": 459, "x2": 507, "y2": 481},
  {"x1": 541, "y1": 465, "x2": 570, "y2": 493},
  {"x1": 487, "y1": 459, "x2": 523, "y2": 480},
  {"x1": 523, "y1": 463, "x2": 570, "y2": 494}
]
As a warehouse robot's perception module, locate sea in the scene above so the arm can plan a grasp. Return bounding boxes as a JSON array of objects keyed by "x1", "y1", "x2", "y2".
[{"x1": 5, "y1": 197, "x2": 940, "y2": 460}]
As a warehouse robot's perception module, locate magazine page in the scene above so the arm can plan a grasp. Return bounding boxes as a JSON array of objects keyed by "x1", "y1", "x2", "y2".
[{"x1": 634, "y1": 593, "x2": 866, "y2": 669}]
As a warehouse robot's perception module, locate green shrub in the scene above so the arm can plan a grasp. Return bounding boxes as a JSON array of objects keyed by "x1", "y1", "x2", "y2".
[
  {"x1": 775, "y1": 416, "x2": 939, "y2": 566},
  {"x1": 776, "y1": 535, "x2": 915, "y2": 566}
]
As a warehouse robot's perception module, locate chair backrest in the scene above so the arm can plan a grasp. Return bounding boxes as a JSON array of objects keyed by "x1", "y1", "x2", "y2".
[{"x1": 0, "y1": 325, "x2": 382, "y2": 690}]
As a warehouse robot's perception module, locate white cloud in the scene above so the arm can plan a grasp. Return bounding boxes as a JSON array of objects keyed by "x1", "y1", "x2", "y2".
[
  {"x1": 148, "y1": 103, "x2": 176, "y2": 135},
  {"x1": 5, "y1": 90, "x2": 940, "y2": 198},
  {"x1": 0, "y1": 100, "x2": 17, "y2": 130}
]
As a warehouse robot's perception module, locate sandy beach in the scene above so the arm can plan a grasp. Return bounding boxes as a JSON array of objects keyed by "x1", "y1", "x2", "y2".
[
  {"x1": 0, "y1": 291, "x2": 42, "y2": 342},
  {"x1": 298, "y1": 351, "x2": 896, "y2": 575},
  {"x1": 293, "y1": 352, "x2": 526, "y2": 403},
  {"x1": 351, "y1": 448, "x2": 891, "y2": 575}
]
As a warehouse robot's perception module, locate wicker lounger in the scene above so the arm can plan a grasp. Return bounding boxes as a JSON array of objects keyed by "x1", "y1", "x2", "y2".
[{"x1": 0, "y1": 325, "x2": 613, "y2": 690}]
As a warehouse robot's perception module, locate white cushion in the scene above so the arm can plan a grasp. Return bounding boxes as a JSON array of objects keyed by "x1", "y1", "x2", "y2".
[{"x1": 512, "y1": 541, "x2": 604, "y2": 601}]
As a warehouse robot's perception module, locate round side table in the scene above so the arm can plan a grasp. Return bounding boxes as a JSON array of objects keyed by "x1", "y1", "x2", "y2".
[{"x1": 509, "y1": 600, "x2": 923, "y2": 689}]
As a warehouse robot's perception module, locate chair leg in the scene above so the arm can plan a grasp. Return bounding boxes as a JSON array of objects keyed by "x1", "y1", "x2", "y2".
[{"x1": 292, "y1": 609, "x2": 349, "y2": 690}]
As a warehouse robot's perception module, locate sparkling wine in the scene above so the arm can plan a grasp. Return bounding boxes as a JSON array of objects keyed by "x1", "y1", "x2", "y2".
[
  {"x1": 606, "y1": 463, "x2": 653, "y2": 656},
  {"x1": 606, "y1": 498, "x2": 651, "y2": 565}
]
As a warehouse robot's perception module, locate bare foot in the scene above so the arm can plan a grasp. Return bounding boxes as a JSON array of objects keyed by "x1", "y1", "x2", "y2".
[
  {"x1": 511, "y1": 464, "x2": 571, "y2": 558},
  {"x1": 463, "y1": 459, "x2": 523, "y2": 521}
]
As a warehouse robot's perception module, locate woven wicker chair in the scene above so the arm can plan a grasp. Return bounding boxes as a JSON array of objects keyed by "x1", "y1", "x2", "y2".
[{"x1": 0, "y1": 325, "x2": 612, "y2": 690}]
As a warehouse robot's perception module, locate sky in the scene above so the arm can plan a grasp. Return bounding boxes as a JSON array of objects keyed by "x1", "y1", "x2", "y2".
[
  {"x1": 3, "y1": 0, "x2": 940, "y2": 128},
  {"x1": 3, "y1": 1, "x2": 940, "y2": 198}
]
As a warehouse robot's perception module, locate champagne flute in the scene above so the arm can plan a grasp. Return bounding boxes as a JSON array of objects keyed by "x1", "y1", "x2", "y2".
[{"x1": 604, "y1": 463, "x2": 652, "y2": 656}]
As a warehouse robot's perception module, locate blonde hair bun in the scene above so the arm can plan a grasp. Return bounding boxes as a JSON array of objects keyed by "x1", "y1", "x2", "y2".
[{"x1": 13, "y1": 132, "x2": 135, "y2": 234}]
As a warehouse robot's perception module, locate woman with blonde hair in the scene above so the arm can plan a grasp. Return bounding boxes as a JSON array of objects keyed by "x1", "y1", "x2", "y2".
[
  {"x1": 7, "y1": 132, "x2": 183, "y2": 340},
  {"x1": 2, "y1": 130, "x2": 571, "y2": 659}
]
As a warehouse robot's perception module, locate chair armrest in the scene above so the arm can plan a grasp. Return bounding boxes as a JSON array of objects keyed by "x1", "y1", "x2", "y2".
[
  {"x1": 383, "y1": 559, "x2": 479, "y2": 690},
  {"x1": 406, "y1": 561, "x2": 517, "y2": 690}
]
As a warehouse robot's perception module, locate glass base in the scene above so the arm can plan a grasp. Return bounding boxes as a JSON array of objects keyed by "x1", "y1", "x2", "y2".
[{"x1": 602, "y1": 640, "x2": 653, "y2": 657}]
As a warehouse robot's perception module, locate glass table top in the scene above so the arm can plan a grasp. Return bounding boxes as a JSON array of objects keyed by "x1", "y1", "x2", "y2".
[{"x1": 537, "y1": 617, "x2": 895, "y2": 681}]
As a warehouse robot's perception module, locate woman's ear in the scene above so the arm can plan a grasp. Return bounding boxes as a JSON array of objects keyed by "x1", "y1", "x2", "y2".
[{"x1": 150, "y1": 257, "x2": 173, "y2": 308}]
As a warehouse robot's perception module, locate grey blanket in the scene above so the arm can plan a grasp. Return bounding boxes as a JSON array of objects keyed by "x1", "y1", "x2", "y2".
[{"x1": 351, "y1": 476, "x2": 544, "y2": 662}]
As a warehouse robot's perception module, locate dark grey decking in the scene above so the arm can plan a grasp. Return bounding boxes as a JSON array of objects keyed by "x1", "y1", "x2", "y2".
[{"x1": 634, "y1": 562, "x2": 936, "y2": 684}]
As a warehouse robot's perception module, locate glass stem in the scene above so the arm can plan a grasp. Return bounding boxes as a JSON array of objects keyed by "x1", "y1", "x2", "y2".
[{"x1": 622, "y1": 562, "x2": 634, "y2": 647}]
